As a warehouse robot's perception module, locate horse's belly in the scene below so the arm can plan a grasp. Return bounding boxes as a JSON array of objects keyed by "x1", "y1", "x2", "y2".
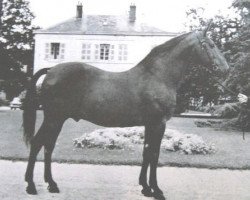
[{"x1": 79, "y1": 105, "x2": 143, "y2": 127}]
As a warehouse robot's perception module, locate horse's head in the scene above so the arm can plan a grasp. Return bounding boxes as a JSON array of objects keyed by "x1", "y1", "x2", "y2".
[{"x1": 192, "y1": 27, "x2": 229, "y2": 73}]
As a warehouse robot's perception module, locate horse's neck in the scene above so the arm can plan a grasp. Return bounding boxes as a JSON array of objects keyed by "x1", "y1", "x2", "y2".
[{"x1": 140, "y1": 33, "x2": 197, "y2": 89}]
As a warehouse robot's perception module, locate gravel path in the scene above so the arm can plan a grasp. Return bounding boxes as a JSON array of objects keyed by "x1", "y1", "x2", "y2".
[{"x1": 1, "y1": 160, "x2": 250, "y2": 200}]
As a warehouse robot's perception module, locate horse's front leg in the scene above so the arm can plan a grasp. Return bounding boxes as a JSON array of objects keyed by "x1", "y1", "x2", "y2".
[
  {"x1": 139, "y1": 132, "x2": 152, "y2": 197},
  {"x1": 140, "y1": 119, "x2": 166, "y2": 200},
  {"x1": 149, "y1": 120, "x2": 166, "y2": 200}
]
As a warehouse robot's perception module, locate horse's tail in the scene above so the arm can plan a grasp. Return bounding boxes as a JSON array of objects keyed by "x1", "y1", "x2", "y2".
[{"x1": 23, "y1": 68, "x2": 50, "y2": 146}]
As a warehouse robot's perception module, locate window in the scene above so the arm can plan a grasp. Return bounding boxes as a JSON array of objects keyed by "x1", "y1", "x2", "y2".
[
  {"x1": 45, "y1": 43, "x2": 65, "y2": 60},
  {"x1": 100, "y1": 44, "x2": 110, "y2": 60},
  {"x1": 51, "y1": 43, "x2": 60, "y2": 59},
  {"x1": 94, "y1": 44, "x2": 114, "y2": 61},
  {"x1": 118, "y1": 44, "x2": 128, "y2": 61},
  {"x1": 82, "y1": 43, "x2": 91, "y2": 60}
]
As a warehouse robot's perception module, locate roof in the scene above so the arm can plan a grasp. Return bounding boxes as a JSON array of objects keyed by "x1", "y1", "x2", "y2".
[{"x1": 35, "y1": 15, "x2": 178, "y2": 36}]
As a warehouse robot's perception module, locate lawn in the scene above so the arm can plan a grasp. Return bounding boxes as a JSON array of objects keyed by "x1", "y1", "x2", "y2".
[{"x1": 1, "y1": 110, "x2": 250, "y2": 169}]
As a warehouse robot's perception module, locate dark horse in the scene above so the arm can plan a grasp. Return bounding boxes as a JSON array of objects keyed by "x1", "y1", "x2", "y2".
[{"x1": 23, "y1": 29, "x2": 228, "y2": 200}]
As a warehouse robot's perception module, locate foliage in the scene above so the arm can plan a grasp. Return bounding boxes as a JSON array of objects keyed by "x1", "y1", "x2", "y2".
[
  {"x1": 0, "y1": 0, "x2": 37, "y2": 99},
  {"x1": 224, "y1": 1, "x2": 250, "y2": 130},
  {"x1": 185, "y1": 7, "x2": 242, "y2": 49},
  {"x1": 211, "y1": 103, "x2": 240, "y2": 118},
  {"x1": 184, "y1": 1, "x2": 250, "y2": 130},
  {"x1": 176, "y1": 64, "x2": 221, "y2": 113},
  {"x1": 176, "y1": 4, "x2": 244, "y2": 113},
  {"x1": 176, "y1": 9, "x2": 232, "y2": 112}
]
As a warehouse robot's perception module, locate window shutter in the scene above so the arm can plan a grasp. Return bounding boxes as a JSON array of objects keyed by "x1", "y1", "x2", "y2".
[
  {"x1": 94, "y1": 44, "x2": 99, "y2": 60},
  {"x1": 60, "y1": 43, "x2": 65, "y2": 59},
  {"x1": 45, "y1": 43, "x2": 50, "y2": 59},
  {"x1": 110, "y1": 45, "x2": 114, "y2": 60}
]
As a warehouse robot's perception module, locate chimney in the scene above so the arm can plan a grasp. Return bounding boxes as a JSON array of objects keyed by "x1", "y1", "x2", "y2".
[
  {"x1": 76, "y1": 2, "x2": 83, "y2": 18},
  {"x1": 129, "y1": 4, "x2": 136, "y2": 23}
]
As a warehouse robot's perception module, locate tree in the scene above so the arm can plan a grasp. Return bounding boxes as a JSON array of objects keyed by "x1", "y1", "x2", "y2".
[
  {"x1": 183, "y1": 1, "x2": 250, "y2": 130},
  {"x1": 0, "y1": 0, "x2": 37, "y2": 99},
  {"x1": 185, "y1": 7, "x2": 242, "y2": 48},
  {"x1": 0, "y1": 0, "x2": 3, "y2": 29},
  {"x1": 221, "y1": 0, "x2": 250, "y2": 129},
  {"x1": 176, "y1": 65, "x2": 221, "y2": 113},
  {"x1": 175, "y1": 6, "x2": 243, "y2": 113},
  {"x1": 224, "y1": 0, "x2": 250, "y2": 94}
]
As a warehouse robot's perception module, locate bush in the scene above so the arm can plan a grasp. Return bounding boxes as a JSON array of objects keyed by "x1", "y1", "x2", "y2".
[{"x1": 211, "y1": 103, "x2": 240, "y2": 118}]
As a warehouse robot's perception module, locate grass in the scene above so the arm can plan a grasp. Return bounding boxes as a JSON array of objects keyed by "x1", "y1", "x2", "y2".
[{"x1": 1, "y1": 110, "x2": 250, "y2": 169}]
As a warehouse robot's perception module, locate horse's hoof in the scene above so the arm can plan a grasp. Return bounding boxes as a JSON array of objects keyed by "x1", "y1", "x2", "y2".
[
  {"x1": 152, "y1": 192, "x2": 166, "y2": 200},
  {"x1": 48, "y1": 184, "x2": 60, "y2": 193},
  {"x1": 26, "y1": 185, "x2": 37, "y2": 195},
  {"x1": 141, "y1": 188, "x2": 153, "y2": 197}
]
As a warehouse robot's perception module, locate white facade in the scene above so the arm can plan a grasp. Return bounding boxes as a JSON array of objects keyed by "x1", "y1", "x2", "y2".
[
  {"x1": 34, "y1": 33, "x2": 175, "y2": 73},
  {"x1": 33, "y1": 4, "x2": 179, "y2": 73}
]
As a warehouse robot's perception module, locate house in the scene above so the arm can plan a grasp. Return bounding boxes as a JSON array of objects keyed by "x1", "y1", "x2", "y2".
[{"x1": 33, "y1": 3, "x2": 179, "y2": 73}]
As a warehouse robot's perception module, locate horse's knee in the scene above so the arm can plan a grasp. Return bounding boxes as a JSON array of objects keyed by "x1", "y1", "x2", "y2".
[{"x1": 143, "y1": 143, "x2": 150, "y2": 155}]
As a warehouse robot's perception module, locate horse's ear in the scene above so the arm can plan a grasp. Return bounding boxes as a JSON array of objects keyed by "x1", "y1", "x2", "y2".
[{"x1": 203, "y1": 19, "x2": 213, "y2": 37}]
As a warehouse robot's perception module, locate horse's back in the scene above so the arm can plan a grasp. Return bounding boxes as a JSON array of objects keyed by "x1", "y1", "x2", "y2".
[
  {"x1": 44, "y1": 62, "x2": 99, "y2": 83},
  {"x1": 40, "y1": 62, "x2": 143, "y2": 124}
]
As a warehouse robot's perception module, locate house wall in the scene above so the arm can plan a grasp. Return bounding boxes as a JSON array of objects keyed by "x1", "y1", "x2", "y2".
[{"x1": 34, "y1": 34, "x2": 176, "y2": 73}]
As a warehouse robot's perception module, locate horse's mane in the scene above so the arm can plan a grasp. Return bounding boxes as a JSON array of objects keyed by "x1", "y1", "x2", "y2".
[{"x1": 139, "y1": 32, "x2": 193, "y2": 66}]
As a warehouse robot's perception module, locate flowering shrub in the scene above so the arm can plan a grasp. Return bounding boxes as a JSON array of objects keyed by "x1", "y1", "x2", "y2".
[
  {"x1": 73, "y1": 127, "x2": 215, "y2": 154},
  {"x1": 74, "y1": 127, "x2": 144, "y2": 150},
  {"x1": 161, "y1": 131, "x2": 215, "y2": 154}
]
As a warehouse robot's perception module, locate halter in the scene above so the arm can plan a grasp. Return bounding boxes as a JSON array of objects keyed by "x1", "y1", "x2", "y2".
[
  {"x1": 195, "y1": 32, "x2": 219, "y2": 71},
  {"x1": 195, "y1": 32, "x2": 238, "y2": 95}
]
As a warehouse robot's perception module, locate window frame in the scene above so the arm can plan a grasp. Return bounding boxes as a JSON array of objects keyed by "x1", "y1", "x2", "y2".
[
  {"x1": 45, "y1": 42, "x2": 65, "y2": 60},
  {"x1": 81, "y1": 43, "x2": 92, "y2": 61}
]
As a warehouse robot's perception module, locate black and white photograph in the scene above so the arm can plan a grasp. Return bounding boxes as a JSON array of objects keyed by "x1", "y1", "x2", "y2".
[{"x1": 1, "y1": 0, "x2": 250, "y2": 199}]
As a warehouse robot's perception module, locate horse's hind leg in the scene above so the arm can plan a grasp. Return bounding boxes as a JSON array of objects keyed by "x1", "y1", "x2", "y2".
[
  {"x1": 43, "y1": 118, "x2": 65, "y2": 193},
  {"x1": 25, "y1": 120, "x2": 47, "y2": 194}
]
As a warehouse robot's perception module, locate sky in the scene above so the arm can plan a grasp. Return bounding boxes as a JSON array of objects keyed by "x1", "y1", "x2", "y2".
[{"x1": 28, "y1": 0, "x2": 235, "y2": 32}]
